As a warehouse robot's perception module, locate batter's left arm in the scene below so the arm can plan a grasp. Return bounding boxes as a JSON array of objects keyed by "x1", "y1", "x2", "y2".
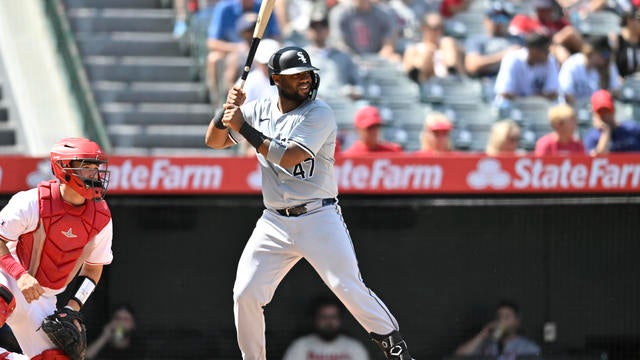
[{"x1": 66, "y1": 263, "x2": 102, "y2": 311}]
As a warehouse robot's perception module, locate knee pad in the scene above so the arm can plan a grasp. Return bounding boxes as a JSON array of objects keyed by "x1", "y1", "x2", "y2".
[
  {"x1": 0, "y1": 285, "x2": 15, "y2": 327},
  {"x1": 31, "y1": 349, "x2": 69, "y2": 360}
]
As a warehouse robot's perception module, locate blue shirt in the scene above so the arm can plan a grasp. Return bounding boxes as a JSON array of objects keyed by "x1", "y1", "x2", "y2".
[
  {"x1": 584, "y1": 121, "x2": 640, "y2": 153},
  {"x1": 481, "y1": 335, "x2": 541, "y2": 360},
  {"x1": 208, "y1": 0, "x2": 280, "y2": 42}
]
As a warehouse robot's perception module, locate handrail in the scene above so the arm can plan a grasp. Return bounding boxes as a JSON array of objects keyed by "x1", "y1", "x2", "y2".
[{"x1": 42, "y1": 0, "x2": 112, "y2": 153}]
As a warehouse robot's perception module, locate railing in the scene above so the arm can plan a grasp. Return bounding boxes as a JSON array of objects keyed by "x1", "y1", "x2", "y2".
[{"x1": 42, "y1": 0, "x2": 111, "y2": 153}]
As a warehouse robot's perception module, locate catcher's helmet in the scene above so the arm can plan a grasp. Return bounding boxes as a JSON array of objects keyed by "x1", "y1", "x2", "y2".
[
  {"x1": 50, "y1": 137, "x2": 110, "y2": 200},
  {"x1": 268, "y1": 46, "x2": 319, "y2": 86}
]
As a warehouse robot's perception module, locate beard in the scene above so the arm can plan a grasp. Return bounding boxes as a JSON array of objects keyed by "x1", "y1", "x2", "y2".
[
  {"x1": 316, "y1": 328, "x2": 340, "y2": 342},
  {"x1": 278, "y1": 85, "x2": 309, "y2": 103}
]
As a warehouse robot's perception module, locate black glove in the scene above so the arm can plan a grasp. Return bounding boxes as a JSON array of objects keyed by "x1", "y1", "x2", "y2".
[{"x1": 39, "y1": 307, "x2": 87, "y2": 360}]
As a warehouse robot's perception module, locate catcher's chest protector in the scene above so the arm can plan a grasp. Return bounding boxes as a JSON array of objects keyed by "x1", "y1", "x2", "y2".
[{"x1": 16, "y1": 180, "x2": 110, "y2": 289}]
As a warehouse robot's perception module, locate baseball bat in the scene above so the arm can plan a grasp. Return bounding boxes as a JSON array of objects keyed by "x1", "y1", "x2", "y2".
[{"x1": 238, "y1": 0, "x2": 276, "y2": 89}]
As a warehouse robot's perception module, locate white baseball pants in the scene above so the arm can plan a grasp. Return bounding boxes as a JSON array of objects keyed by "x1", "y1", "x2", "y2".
[{"x1": 233, "y1": 204, "x2": 399, "y2": 360}]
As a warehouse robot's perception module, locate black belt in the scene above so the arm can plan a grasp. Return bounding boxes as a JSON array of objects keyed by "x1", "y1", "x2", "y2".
[{"x1": 276, "y1": 198, "x2": 337, "y2": 217}]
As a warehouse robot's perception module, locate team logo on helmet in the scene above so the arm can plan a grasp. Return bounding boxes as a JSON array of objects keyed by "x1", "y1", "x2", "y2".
[{"x1": 297, "y1": 51, "x2": 307, "y2": 63}]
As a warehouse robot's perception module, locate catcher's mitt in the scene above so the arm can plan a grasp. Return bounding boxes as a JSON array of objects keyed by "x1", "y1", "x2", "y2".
[{"x1": 39, "y1": 307, "x2": 87, "y2": 360}]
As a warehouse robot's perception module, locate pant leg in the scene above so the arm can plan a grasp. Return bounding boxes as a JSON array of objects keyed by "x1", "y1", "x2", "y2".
[
  {"x1": 233, "y1": 212, "x2": 301, "y2": 360},
  {"x1": 1, "y1": 272, "x2": 57, "y2": 358},
  {"x1": 297, "y1": 205, "x2": 399, "y2": 335}
]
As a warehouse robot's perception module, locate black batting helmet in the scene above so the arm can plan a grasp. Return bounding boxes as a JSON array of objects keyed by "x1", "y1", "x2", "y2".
[{"x1": 268, "y1": 46, "x2": 319, "y2": 85}]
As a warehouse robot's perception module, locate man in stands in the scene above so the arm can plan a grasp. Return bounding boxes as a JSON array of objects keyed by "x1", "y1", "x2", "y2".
[
  {"x1": 342, "y1": 106, "x2": 403, "y2": 156},
  {"x1": 584, "y1": 89, "x2": 640, "y2": 155}
]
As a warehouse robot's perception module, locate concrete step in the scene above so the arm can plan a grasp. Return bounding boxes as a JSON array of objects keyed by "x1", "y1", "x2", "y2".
[
  {"x1": 68, "y1": 8, "x2": 174, "y2": 33},
  {"x1": 101, "y1": 102, "x2": 212, "y2": 125},
  {"x1": 0, "y1": 128, "x2": 16, "y2": 146},
  {"x1": 75, "y1": 32, "x2": 181, "y2": 56},
  {"x1": 107, "y1": 124, "x2": 209, "y2": 148},
  {"x1": 84, "y1": 56, "x2": 194, "y2": 82},
  {"x1": 64, "y1": 0, "x2": 168, "y2": 9},
  {"x1": 93, "y1": 81, "x2": 207, "y2": 103}
]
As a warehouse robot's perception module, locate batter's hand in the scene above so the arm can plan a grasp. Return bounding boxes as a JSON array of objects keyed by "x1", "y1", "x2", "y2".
[
  {"x1": 222, "y1": 103, "x2": 244, "y2": 132},
  {"x1": 226, "y1": 86, "x2": 246, "y2": 106},
  {"x1": 17, "y1": 273, "x2": 45, "y2": 303}
]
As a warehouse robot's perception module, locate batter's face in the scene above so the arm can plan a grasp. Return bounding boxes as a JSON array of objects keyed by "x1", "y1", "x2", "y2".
[{"x1": 273, "y1": 71, "x2": 312, "y2": 102}]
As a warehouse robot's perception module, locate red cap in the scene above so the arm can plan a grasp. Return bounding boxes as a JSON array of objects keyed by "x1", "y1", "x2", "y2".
[
  {"x1": 591, "y1": 89, "x2": 614, "y2": 112},
  {"x1": 354, "y1": 106, "x2": 382, "y2": 129},
  {"x1": 428, "y1": 119, "x2": 453, "y2": 131}
]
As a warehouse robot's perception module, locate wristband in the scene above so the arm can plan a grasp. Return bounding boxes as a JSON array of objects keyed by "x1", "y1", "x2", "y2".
[
  {"x1": 239, "y1": 122, "x2": 268, "y2": 149},
  {"x1": 212, "y1": 109, "x2": 227, "y2": 129},
  {"x1": 0, "y1": 254, "x2": 27, "y2": 280},
  {"x1": 71, "y1": 276, "x2": 96, "y2": 308},
  {"x1": 266, "y1": 140, "x2": 287, "y2": 164}
]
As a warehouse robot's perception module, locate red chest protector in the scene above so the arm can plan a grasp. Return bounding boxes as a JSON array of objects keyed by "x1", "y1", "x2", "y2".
[{"x1": 15, "y1": 181, "x2": 111, "y2": 290}]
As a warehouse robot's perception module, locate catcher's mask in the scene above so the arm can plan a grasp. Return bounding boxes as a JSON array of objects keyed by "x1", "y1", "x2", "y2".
[
  {"x1": 268, "y1": 46, "x2": 320, "y2": 100},
  {"x1": 50, "y1": 137, "x2": 110, "y2": 201}
]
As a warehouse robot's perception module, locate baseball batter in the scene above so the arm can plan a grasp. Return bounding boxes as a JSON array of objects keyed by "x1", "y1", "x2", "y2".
[
  {"x1": 205, "y1": 46, "x2": 413, "y2": 360},
  {"x1": 0, "y1": 138, "x2": 113, "y2": 359}
]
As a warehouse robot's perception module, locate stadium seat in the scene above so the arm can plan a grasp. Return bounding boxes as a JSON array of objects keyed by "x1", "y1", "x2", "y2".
[{"x1": 574, "y1": 11, "x2": 621, "y2": 36}]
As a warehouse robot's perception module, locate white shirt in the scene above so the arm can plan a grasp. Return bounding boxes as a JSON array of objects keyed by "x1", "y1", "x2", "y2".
[
  {"x1": 283, "y1": 334, "x2": 370, "y2": 360},
  {"x1": 0, "y1": 188, "x2": 113, "y2": 266},
  {"x1": 494, "y1": 48, "x2": 559, "y2": 105},
  {"x1": 559, "y1": 52, "x2": 620, "y2": 102}
]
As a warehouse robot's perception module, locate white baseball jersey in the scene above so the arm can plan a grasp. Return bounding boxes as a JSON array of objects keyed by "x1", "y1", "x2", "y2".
[
  {"x1": 227, "y1": 95, "x2": 400, "y2": 360},
  {"x1": 494, "y1": 48, "x2": 559, "y2": 105},
  {"x1": 559, "y1": 52, "x2": 620, "y2": 102},
  {"x1": 232, "y1": 96, "x2": 338, "y2": 209},
  {"x1": 283, "y1": 334, "x2": 370, "y2": 360},
  {"x1": 0, "y1": 188, "x2": 113, "y2": 358}
]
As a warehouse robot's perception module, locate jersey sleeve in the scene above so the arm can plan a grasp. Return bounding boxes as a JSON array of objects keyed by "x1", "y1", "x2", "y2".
[
  {"x1": 494, "y1": 53, "x2": 517, "y2": 94},
  {"x1": 288, "y1": 105, "x2": 335, "y2": 157},
  {"x1": 543, "y1": 55, "x2": 559, "y2": 93},
  {"x1": 84, "y1": 219, "x2": 113, "y2": 265},
  {"x1": 0, "y1": 189, "x2": 39, "y2": 241}
]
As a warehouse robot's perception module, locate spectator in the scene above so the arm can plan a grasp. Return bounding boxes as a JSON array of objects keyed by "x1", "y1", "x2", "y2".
[
  {"x1": 244, "y1": 38, "x2": 280, "y2": 103},
  {"x1": 454, "y1": 300, "x2": 541, "y2": 360},
  {"x1": 584, "y1": 89, "x2": 640, "y2": 155},
  {"x1": 387, "y1": 0, "x2": 433, "y2": 49},
  {"x1": 614, "y1": 6, "x2": 640, "y2": 77},
  {"x1": 535, "y1": 103, "x2": 586, "y2": 155},
  {"x1": 559, "y1": 35, "x2": 620, "y2": 105},
  {"x1": 274, "y1": 0, "x2": 320, "y2": 44},
  {"x1": 86, "y1": 304, "x2": 146, "y2": 359},
  {"x1": 415, "y1": 112, "x2": 456, "y2": 156},
  {"x1": 282, "y1": 296, "x2": 369, "y2": 360},
  {"x1": 486, "y1": 119, "x2": 522, "y2": 156},
  {"x1": 305, "y1": 14, "x2": 364, "y2": 100},
  {"x1": 206, "y1": 0, "x2": 280, "y2": 106},
  {"x1": 328, "y1": 0, "x2": 401, "y2": 62},
  {"x1": 494, "y1": 33, "x2": 559, "y2": 108},
  {"x1": 440, "y1": 0, "x2": 471, "y2": 18},
  {"x1": 342, "y1": 106, "x2": 403, "y2": 155},
  {"x1": 403, "y1": 12, "x2": 465, "y2": 84},
  {"x1": 464, "y1": 1, "x2": 522, "y2": 78},
  {"x1": 508, "y1": 0, "x2": 583, "y2": 63}
]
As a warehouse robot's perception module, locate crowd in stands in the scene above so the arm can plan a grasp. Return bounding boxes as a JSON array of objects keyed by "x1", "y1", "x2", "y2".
[{"x1": 175, "y1": 0, "x2": 640, "y2": 156}]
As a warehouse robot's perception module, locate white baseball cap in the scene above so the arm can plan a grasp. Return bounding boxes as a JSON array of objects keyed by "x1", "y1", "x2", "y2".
[{"x1": 255, "y1": 39, "x2": 281, "y2": 65}]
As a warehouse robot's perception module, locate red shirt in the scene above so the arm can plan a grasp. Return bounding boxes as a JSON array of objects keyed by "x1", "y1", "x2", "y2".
[
  {"x1": 509, "y1": 14, "x2": 568, "y2": 36},
  {"x1": 534, "y1": 133, "x2": 585, "y2": 156},
  {"x1": 440, "y1": 0, "x2": 465, "y2": 18},
  {"x1": 342, "y1": 140, "x2": 403, "y2": 156}
]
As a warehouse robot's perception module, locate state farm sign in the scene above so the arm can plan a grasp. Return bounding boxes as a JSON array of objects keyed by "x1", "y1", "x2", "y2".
[
  {"x1": 466, "y1": 157, "x2": 640, "y2": 191},
  {"x1": 109, "y1": 159, "x2": 224, "y2": 191},
  {"x1": 335, "y1": 159, "x2": 443, "y2": 191},
  {"x1": 1, "y1": 154, "x2": 639, "y2": 194}
]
